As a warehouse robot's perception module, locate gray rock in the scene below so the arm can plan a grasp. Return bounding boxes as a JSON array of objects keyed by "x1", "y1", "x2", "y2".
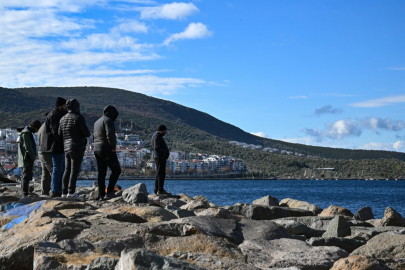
[
  {"x1": 193, "y1": 195, "x2": 210, "y2": 205},
  {"x1": 58, "y1": 239, "x2": 95, "y2": 254},
  {"x1": 181, "y1": 200, "x2": 209, "y2": 210},
  {"x1": 87, "y1": 257, "x2": 119, "y2": 270},
  {"x1": 226, "y1": 204, "x2": 313, "y2": 220},
  {"x1": 307, "y1": 237, "x2": 366, "y2": 253},
  {"x1": 115, "y1": 190, "x2": 123, "y2": 196},
  {"x1": 351, "y1": 234, "x2": 405, "y2": 260},
  {"x1": 92, "y1": 181, "x2": 98, "y2": 188},
  {"x1": 253, "y1": 195, "x2": 279, "y2": 206},
  {"x1": 273, "y1": 219, "x2": 325, "y2": 238},
  {"x1": 122, "y1": 183, "x2": 148, "y2": 204},
  {"x1": 170, "y1": 250, "x2": 261, "y2": 270},
  {"x1": 0, "y1": 195, "x2": 20, "y2": 204},
  {"x1": 271, "y1": 216, "x2": 333, "y2": 231},
  {"x1": 103, "y1": 211, "x2": 147, "y2": 223},
  {"x1": 89, "y1": 188, "x2": 99, "y2": 200},
  {"x1": 322, "y1": 215, "x2": 351, "y2": 237},
  {"x1": 354, "y1": 206, "x2": 374, "y2": 221},
  {"x1": 279, "y1": 198, "x2": 323, "y2": 215},
  {"x1": 376, "y1": 207, "x2": 405, "y2": 227},
  {"x1": 239, "y1": 238, "x2": 348, "y2": 270},
  {"x1": 114, "y1": 248, "x2": 207, "y2": 270},
  {"x1": 172, "y1": 209, "x2": 196, "y2": 218},
  {"x1": 153, "y1": 197, "x2": 187, "y2": 208},
  {"x1": 350, "y1": 226, "x2": 405, "y2": 238},
  {"x1": 233, "y1": 219, "x2": 291, "y2": 244}
]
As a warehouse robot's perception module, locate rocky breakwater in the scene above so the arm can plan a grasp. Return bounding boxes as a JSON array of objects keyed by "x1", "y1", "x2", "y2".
[{"x1": 0, "y1": 183, "x2": 404, "y2": 270}]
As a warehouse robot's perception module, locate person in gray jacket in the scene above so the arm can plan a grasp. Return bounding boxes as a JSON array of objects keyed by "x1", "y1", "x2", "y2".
[
  {"x1": 93, "y1": 105, "x2": 121, "y2": 200},
  {"x1": 38, "y1": 112, "x2": 53, "y2": 195}
]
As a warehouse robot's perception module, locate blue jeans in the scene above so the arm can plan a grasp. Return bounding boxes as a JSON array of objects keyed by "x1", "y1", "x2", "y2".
[{"x1": 51, "y1": 152, "x2": 65, "y2": 194}]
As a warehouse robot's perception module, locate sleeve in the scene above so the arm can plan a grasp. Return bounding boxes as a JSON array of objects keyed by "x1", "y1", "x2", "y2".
[
  {"x1": 58, "y1": 120, "x2": 63, "y2": 141},
  {"x1": 105, "y1": 118, "x2": 117, "y2": 150},
  {"x1": 78, "y1": 115, "x2": 91, "y2": 138},
  {"x1": 49, "y1": 112, "x2": 61, "y2": 141},
  {"x1": 22, "y1": 133, "x2": 35, "y2": 161}
]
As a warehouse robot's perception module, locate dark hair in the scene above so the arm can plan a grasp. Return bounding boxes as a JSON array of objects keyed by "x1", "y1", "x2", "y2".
[{"x1": 157, "y1": 125, "x2": 167, "y2": 131}]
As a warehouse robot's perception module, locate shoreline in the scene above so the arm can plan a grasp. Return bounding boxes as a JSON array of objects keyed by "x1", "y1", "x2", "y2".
[{"x1": 77, "y1": 177, "x2": 405, "y2": 181}]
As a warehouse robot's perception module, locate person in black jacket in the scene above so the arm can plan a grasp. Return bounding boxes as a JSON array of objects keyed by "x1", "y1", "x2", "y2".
[
  {"x1": 151, "y1": 125, "x2": 170, "y2": 195},
  {"x1": 58, "y1": 99, "x2": 91, "y2": 201},
  {"x1": 93, "y1": 105, "x2": 121, "y2": 200},
  {"x1": 43, "y1": 97, "x2": 67, "y2": 197}
]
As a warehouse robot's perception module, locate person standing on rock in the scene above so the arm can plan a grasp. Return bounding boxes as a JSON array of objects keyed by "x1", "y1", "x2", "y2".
[
  {"x1": 37, "y1": 112, "x2": 53, "y2": 195},
  {"x1": 93, "y1": 105, "x2": 121, "y2": 200},
  {"x1": 151, "y1": 125, "x2": 170, "y2": 195},
  {"x1": 58, "y1": 99, "x2": 91, "y2": 201},
  {"x1": 17, "y1": 120, "x2": 41, "y2": 198},
  {"x1": 43, "y1": 97, "x2": 67, "y2": 197}
]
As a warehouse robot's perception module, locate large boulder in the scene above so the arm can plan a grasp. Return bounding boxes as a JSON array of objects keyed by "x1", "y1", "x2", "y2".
[
  {"x1": 319, "y1": 205, "x2": 354, "y2": 217},
  {"x1": 351, "y1": 234, "x2": 405, "y2": 259},
  {"x1": 253, "y1": 195, "x2": 279, "y2": 206},
  {"x1": 122, "y1": 183, "x2": 148, "y2": 204},
  {"x1": 274, "y1": 216, "x2": 334, "y2": 231},
  {"x1": 322, "y1": 215, "x2": 351, "y2": 237},
  {"x1": 233, "y1": 219, "x2": 291, "y2": 244},
  {"x1": 330, "y1": 255, "x2": 391, "y2": 270},
  {"x1": 181, "y1": 200, "x2": 209, "y2": 210},
  {"x1": 376, "y1": 207, "x2": 405, "y2": 227},
  {"x1": 354, "y1": 207, "x2": 375, "y2": 221},
  {"x1": 170, "y1": 250, "x2": 261, "y2": 270},
  {"x1": 196, "y1": 208, "x2": 243, "y2": 221},
  {"x1": 279, "y1": 198, "x2": 323, "y2": 215},
  {"x1": 273, "y1": 219, "x2": 325, "y2": 238},
  {"x1": 114, "y1": 205, "x2": 177, "y2": 222},
  {"x1": 225, "y1": 204, "x2": 313, "y2": 220},
  {"x1": 350, "y1": 226, "x2": 405, "y2": 238},
  {"x1": 239, "y1": 238, "x2": 349, "y2": 270},
  {"x1": 307, "y1": 237, "x2": 366, "y2": 253},
  {"x1": 114, "y1": 248, "x2": 207, "y2": 270},
  {"x1": 87, "y1": 257, "x2": 120, "y2": 270}
]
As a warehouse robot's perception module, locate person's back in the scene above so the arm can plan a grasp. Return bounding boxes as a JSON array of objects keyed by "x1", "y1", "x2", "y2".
[
  {"x1": 37, "y1": 115, "x2": 53, "y2": 195},
  {"x1": 93, "y1": 105, "x2": 121, "y2": 200},
  {"x1": 58, "y1": 99, "x2": 90, "y2": 201}
]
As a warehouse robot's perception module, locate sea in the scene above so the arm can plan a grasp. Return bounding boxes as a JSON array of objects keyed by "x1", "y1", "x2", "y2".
[{"x1": 77, "y1": 179, "x2": 405, "y2": 219}]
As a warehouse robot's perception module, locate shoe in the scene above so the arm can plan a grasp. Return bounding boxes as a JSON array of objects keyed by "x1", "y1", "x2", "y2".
[
  {"x1": 104, "y1": 192, "x2": 117, "y2": 199},
  {"x1": 21, "y1": 193, "x2": 29, "y2": 199},
  {"x1": 61, "y1": 194, "x2": 68, "y2": 198},
  {"x1": 68, "y1": 193, "x2": 84, "y2": 201},
  {"x1": 50, "y1": 192, "x2": 61, "y2": 198},
  {"x1": 41, "y1": 191, "x2": 50, "y2": 196},
  {"x1": 157, "y1": 189, "x2": 171, "y2": 196}
]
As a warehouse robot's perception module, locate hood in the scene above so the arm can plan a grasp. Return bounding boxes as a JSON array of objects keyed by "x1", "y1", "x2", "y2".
[
  {"x1": 66, "y1": 99, "x2": 80, "y2": 113},
  {"x1": 103, "y1": 105, "x2": 119, "y2": 121},
  {"x1": 17, "y1": 127, "x2": 28, "y2": 135}
]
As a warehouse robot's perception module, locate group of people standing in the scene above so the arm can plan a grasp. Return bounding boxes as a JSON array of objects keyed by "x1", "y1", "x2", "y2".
[{"x1": 17, "y1": 96, "x2": 172, "y2": 201}]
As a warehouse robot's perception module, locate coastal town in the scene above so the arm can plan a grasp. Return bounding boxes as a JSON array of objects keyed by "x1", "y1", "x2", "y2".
[{"x1": 0, "y1": 128, "x2": 246, "y2": 178}]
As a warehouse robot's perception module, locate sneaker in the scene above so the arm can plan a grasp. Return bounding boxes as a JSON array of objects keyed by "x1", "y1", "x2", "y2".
[
  {"x1": 157, "y1": 189, "x2": 171, "y2": 196},
  {"x1": 68, "y1": 193, "x2": 84, "y2": 201},
  {"x1": 50, "y1": 192, "x2": 61, "y2": 198},
  {"x1": 61, "y1": 194, "x2": 68, "y2": 198},
  {"x1": 104, "y1": 192, "x2": 117, "y2": 199}
]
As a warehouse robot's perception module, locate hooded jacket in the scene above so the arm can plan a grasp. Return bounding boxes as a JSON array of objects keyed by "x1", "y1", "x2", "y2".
[
  {"x1": 151, "y1": 132, "x2": 170, "y2": 159},
  {"x1": 93, "y1": 105, "x2": 119, "y2": 152},
  {"x1": 58, "y1": 99, "x2": 91, "y2": 152},
  {"x1": 17, "y1": 127, "x2": 36, "y2": 167},
  {"x1": 42, "y1": 107, "x2": 66, "y2": 153}
]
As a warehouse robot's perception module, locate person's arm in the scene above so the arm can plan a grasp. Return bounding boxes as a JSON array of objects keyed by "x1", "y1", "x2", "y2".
[
  {"x1": 49, "y1": 112, "x2": 61, "y2": 141},
  {"x1": 78, "y1": 115, "x2": 91, "y2": 138},
  {"x1": 154, "y1": 135, "x2": 166, "y2": 155},
  {"x1": 22, "y1": 133, "x2": 35, "y2": 161},
  {"x1": 58, "y1": 121, "x2": 63, "y2": 142},
  {"x1": 105, "y1": 118, "x2": 116, "y2": 151}
]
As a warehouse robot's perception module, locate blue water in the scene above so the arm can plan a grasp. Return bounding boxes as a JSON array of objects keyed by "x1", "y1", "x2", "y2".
[{"x1": 77, "y1": 179, "x2": 405, "y2": 218}]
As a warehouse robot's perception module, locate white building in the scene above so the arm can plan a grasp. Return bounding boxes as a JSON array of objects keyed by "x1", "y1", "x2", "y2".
[{"x1": 0, "y1": 140, "x2": 6, "y2": 152}]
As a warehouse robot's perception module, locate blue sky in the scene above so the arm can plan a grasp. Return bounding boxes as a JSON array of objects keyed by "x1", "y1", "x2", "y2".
[{"x1": 1, "y1": 1, "x2": 405, "y2": 151}]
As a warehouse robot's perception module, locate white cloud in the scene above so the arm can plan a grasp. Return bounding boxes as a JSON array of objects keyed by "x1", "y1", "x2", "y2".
[
  {"x1": 350, "y1": 94, "x2": 405, "y2": 108},
  {"x1": 0, "y1": 2, "x2": 211, "y2": 95},
  {"x1": 140, "y1": 2, "x2": 199, "y2": 20},
  {"x1": 357, "y1": 117, "x2": 405, "y2": 132},
  {"x1": 303, "y1": 119, "x2": 362, "y2": 141},
  {"x1": 359, "y1": 141, "x2": 405, "y2": 152},
  {"x1": 164, "y1": 22, "x2": 212, "y2": 45},
  {"x1": 289, "y1": 95, "x2": 307, "y2": 99},
  {"x1": 251, "y1": 132, "x2": 270, "y2": 138}
]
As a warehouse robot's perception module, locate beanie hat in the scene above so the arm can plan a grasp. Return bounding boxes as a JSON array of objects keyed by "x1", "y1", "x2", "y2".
[
  {"x1": 157, "y1": 125, "x2": 167, "y2": 131},
  {"x1": 55, "y1": 97, "x2": 67, "y2": 107},
  {"x1": 30, "y1": 120, "x2": 42, "y2": 130}
]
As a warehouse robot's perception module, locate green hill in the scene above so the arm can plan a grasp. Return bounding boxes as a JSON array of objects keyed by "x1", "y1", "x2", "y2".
[{"x1": 1, "y1": 86, "x2": 405, "y2": 177}]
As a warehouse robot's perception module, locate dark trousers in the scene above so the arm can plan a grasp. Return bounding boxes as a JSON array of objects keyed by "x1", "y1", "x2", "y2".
[
  {"x1": 39, "y1": 152, "x2": 53, "y2": 194},
  {"x1": 95, "y1": 151, "x2": 121, "y2": 198},
  {"x1": 62, "y1": 151, "x2": 84, "y2": 194},
  {"x1": 154, "y1": 157, "x2": 167, "y2": 193},
  {"x1": 21, "y1": 161, "x2": 34, "y2": 195}
]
